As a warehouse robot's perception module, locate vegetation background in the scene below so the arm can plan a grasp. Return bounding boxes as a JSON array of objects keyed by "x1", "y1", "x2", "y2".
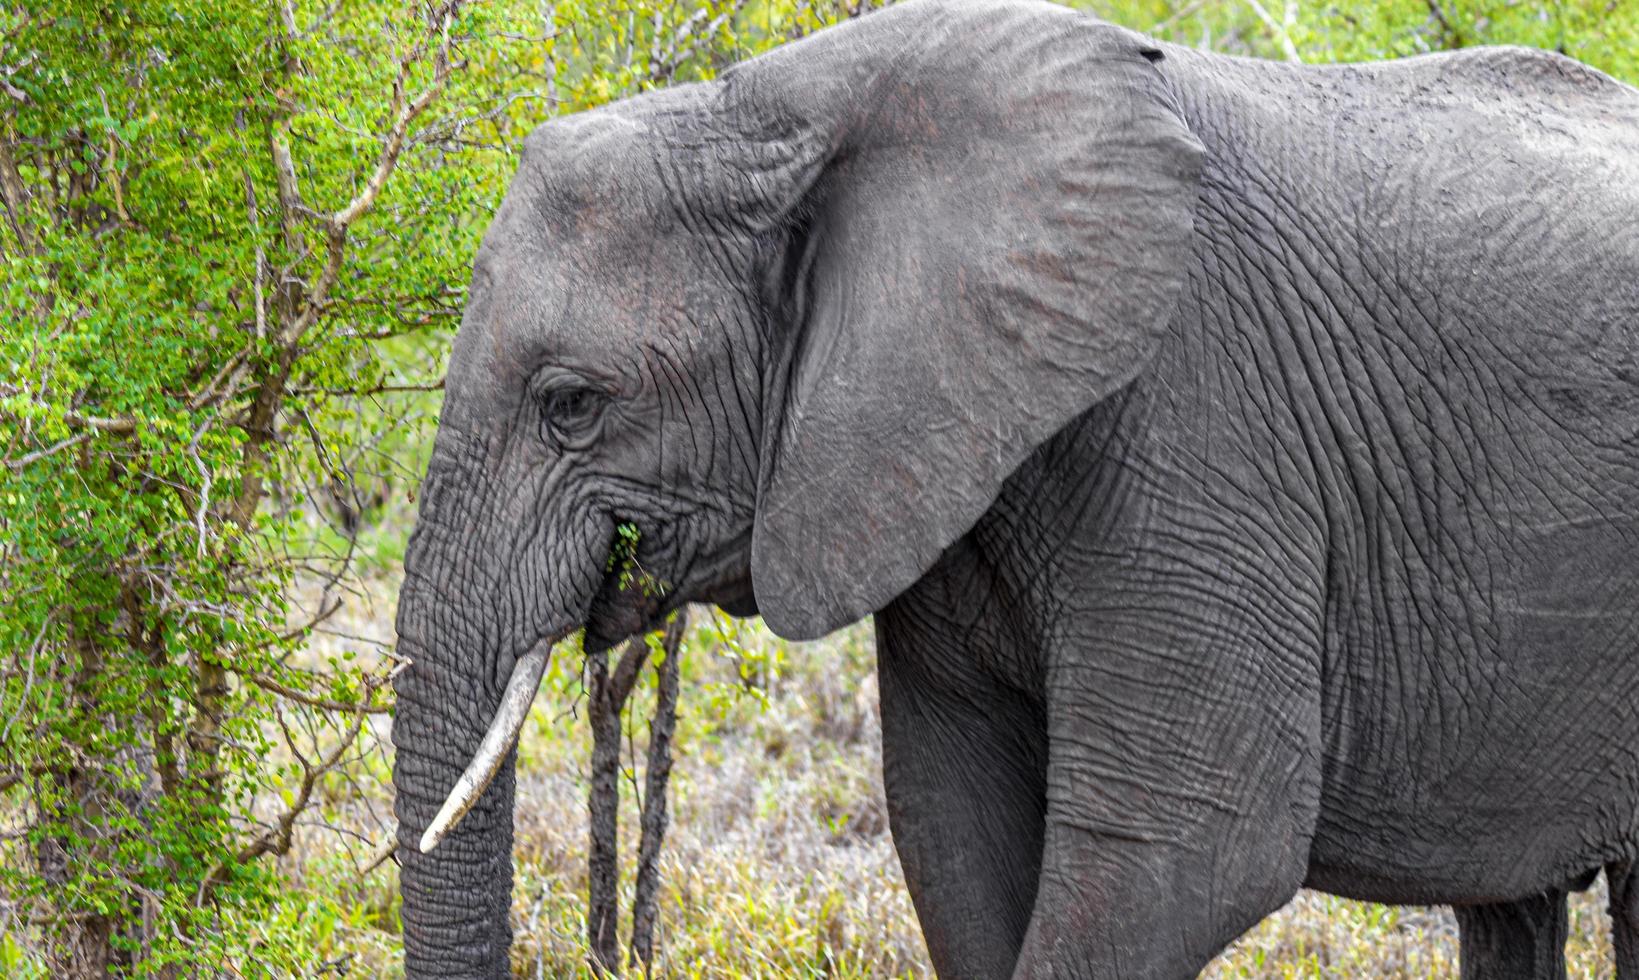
[{"x1": 0, "y1": 0, "x2": 1634, "y2": 976}]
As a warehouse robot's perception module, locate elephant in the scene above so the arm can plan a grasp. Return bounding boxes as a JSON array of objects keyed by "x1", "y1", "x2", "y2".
[{"x1": 389, "y1": 0, "x2": 1639, "y2": 975}]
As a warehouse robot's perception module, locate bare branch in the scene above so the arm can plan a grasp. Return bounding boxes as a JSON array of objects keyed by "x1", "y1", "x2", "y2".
[
  {"x1": 185, "y1": 344, "x2": 255, "y2": 411},
  {"x1": 231, "y1": 695, "x2": 370, "y2": 867},
  {"x1": 332, "y1": 5, "x2": 460, "y2": 232},
  {"x1": 1242, "y1": 0, "x2": 1302, "y2": 62},
  {"x1": 62, "y1": 409, "x2": 138, "y2": 434},
  {"x1": 267, "y1": 126, "x2": 310, "y2": 258},
  {"x1": 4, "y1": 431, "x2": 91, "y2": 469},
  {"x1": 279, "y1": 2, "x2": 465, "y2": 350},
  {"x1": 245, "y1": 671, "x2": 392, "y2": 715},
  {"x1": 289, "y1": 376, "x2": 445, "y2": 397},
  {"x1": 1150, "y1": 0, "x2": 1210, "y2": 35},
  {"x1": 357, "y1": 831, "x2": 398, "y2": 876},
  {"x1": 0, "y1": 134, "x2": 36, "y2": 251}
]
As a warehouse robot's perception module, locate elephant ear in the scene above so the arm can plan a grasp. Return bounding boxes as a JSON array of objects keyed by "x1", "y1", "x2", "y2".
[{"x1": 731, "y1": 0, "x2": 1205, "y2": 639}]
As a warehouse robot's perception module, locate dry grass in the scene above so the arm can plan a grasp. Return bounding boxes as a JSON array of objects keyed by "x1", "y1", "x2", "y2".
[
  {"x1": 1209, "y1": 887, "x2": 1612, "y2": 978},
  {"x1": 272, "y1": 577, "x2": 1618, "y2": 978}
]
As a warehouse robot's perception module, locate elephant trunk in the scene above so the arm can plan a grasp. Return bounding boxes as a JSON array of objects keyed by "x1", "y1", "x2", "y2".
[
  {"x1": 393, "y1": 622, "x2": 519, "y2": 974},
  {"x1": 392, "y1": 472, "x2": 521, "y2": 979},
  {"x1": 391, "y1": 422, "x2": 610, "y2": 975}
]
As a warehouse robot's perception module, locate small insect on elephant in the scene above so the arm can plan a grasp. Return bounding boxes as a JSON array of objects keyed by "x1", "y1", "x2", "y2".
[{"x1": 390, "y1": 0, "x2": 1639, "y2": 975}]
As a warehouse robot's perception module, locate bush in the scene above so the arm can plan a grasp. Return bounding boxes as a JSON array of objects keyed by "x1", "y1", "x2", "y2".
[{"x1": 0, "y1": 1, "x2": 542, "y2": 971}]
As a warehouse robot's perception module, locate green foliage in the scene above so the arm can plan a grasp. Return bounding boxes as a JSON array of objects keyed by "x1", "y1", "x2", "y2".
[
  {"x1": 548, "y1": 0, "x2": 892, "y2": 111},
  {"x1": 1071, "y1": 0, "x2": 1638, "y2": 83},
  {"x1": 607, "y1": 519, "x2": 647, "y2": 592},
  {"x1": 1291, "y1": 0, "x2": 1638, "y2": 81},
  {"x1": 0, "y1": 0, "x2": 893, "y2": 973},
  {"x1": 0, "y1": 0, "x2": 542, "y2": 971}
]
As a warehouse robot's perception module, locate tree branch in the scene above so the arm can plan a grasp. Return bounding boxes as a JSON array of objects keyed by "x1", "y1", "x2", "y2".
[
  {"x1": 62, "y1": 409, "x2": 137, "y2": 434},
  {"x1": 1242, "y1": 0, "x2": 1302, "y2": 62},
  {"x1": 277, "y1": 2, "x2": 465, "y2": 350},
  {"x1": 4, "y1": 431, "x2": 91, "y2": 470},
  {"x1": 245, "y1": 671, "x2": 392, "y2": 715},
  {"x1": 229, "y1": 694, "x2": 370, "y2": 869}
]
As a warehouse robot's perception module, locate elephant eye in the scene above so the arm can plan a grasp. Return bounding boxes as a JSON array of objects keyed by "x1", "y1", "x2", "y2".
[{"x1": 540, "y1": 386, "x2": 604, "y2": 445}]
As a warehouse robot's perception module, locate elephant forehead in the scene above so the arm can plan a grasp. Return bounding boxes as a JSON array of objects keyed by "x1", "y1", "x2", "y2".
[
  {"x1": 515, "y1": 102, "x2": 701, "y2": 230},
  {"x1": 466, "y1": 100, "x2": 752, "y2": 380},
  {"x1": 474, "y1": 225, "x2": 735, "y2": 378},
  {"x1": 484, "y1": 164, "x2": 667, "y2": 271}
]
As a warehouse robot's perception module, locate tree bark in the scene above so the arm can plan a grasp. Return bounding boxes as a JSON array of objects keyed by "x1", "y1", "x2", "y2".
[
  {"x1": 585, "y1": 646, "x2": 625, "y2": 975},
  {"x1": 586, "y1": 609, "x2": 688, "y2": 975},
  {"x1": 630, "y1": 609, "x2": 687, "y2": 973}
]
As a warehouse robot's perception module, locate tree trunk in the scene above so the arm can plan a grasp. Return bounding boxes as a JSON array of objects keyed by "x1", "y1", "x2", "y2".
[
  {"x1": 630, "y1": 609, "x2": 687, "y2": 972},
  {"x1": 586, "y1": 647, "x2": 624, "y2": 975}
]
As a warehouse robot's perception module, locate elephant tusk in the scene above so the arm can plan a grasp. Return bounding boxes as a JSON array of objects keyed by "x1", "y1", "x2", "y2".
[{"x1": 419, "y1": 640, "x2": 553, "y2": 854}]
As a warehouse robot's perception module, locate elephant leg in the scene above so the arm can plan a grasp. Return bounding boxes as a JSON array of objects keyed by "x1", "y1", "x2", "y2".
[
  {"x1": 1608, "y1": 861, "x2": 1639, "y2": 978},
  {"x1": 876, "y1": 609, "x2": 1049, "y2": 980},
  {"x1": 1009, "y1": 608, "x2": 1322, "y2": 975},
  {"x1": 1453, "y1": 889, "x2": 1568, "y2": 980},
  {"x1": 1012, "y1": 743, "x2": 1315, "y2": 979}
]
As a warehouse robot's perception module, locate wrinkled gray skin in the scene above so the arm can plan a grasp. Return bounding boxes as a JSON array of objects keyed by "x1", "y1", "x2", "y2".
[{"x1": 390, "y1": 0, "x2": 1639, "y2": 975}]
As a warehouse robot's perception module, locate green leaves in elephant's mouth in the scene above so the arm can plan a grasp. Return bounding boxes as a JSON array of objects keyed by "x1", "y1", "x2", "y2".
[
  {"x1": 585, "y1": 520, "x2": 671, "y2": 652},
  {"x1": 606, "y1": 520, "x2": 643, "y2": 584}
]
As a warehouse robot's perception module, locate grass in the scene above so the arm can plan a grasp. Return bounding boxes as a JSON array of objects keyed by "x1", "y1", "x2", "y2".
[{"x1": 251, "y1": 574, "x2": 1621, "y2": 976}]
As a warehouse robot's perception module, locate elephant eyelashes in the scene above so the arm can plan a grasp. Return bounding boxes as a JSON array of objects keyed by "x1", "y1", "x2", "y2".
[{"x1": 538, "y1": 385, "x2": 605, "y2": 448}]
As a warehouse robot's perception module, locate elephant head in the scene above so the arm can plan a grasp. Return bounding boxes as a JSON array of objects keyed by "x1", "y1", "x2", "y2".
[{"x1": 391, "y1": 0, "x2": 1204, "y2": 973}]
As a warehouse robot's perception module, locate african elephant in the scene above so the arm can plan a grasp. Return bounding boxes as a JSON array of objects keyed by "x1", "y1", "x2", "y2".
[{"x1": 390, "y1": 0, "x2": 1639, "y2": 975}]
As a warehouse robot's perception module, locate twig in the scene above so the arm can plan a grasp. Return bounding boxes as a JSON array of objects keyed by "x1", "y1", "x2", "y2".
[
  {"x1": 1150, "y1": 0, "x2": 1210, "y2": 35},
  {"x1": 1242, "y1": 0, "x2": 1302, "y2": 62},
  {"x1": 246, "y1": 671, "x2": 392, "y2": 715},
  {"x1": 0, "y1": 134, "x2": 36, "y2": 252},
  {"x1": 1426, "y1": 0, "x2": 1462, "y2": 47},
  {"x1": 290, "y1": 377, "x2": 445, "y2": 397},
  {"x1": 235, "y1": 695, "x2": 370, "y2": 864},
  {"x1": 186, "y1": 344, "x2": 254, "y2": 411},
  {"x1": 357, "y1": 831, "x2": 398, "y2": 876},
  {"x1": 62, "y1": 409, "x2": 137, "y2": 434},
  {"x1": 279, "y1": 2, "x2": 464, "y2": 350},
  {"x1": 4, "y1": 431, "x2": 91, "y2": 469},
  {"x1": 1, "y1": 611, "x2": 52, "y2": 742}
]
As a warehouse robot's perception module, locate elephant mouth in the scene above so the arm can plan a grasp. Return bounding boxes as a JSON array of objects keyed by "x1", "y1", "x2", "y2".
[
  {"x1": 583, "y1": 552, "x2": 670, "y2": 653},
  {"x1": 419, "y1": 527, "x2": 758, "y2": 853},
  {"x1": 415, "y1": 525, "x2": 648, "y2": 851},
  {"x1": 582, "y1": 524, "x2": 759, "y2": 650}
]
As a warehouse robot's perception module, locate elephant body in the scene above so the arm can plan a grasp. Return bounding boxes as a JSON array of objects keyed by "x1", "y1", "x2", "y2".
[
  {"x1": 390, "y1": 1, "x2": 1639, "y2": 976},
  {"x1": 880, "y1": 46, "x2": 1639, "y2": 975}
]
